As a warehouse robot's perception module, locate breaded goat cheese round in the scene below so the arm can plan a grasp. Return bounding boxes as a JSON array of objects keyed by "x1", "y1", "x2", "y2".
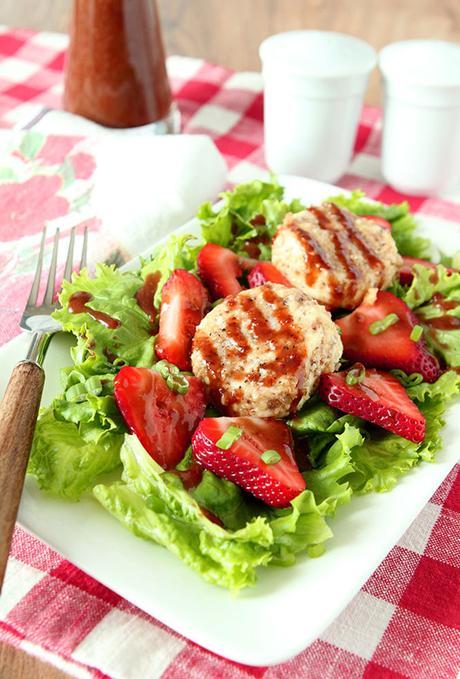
[
  {"x1": 272, "y1": 203, "x2": 402, "y2": 309},
  {"x1": 191, "y1": 283, "x2": 342, "y2": 418}
]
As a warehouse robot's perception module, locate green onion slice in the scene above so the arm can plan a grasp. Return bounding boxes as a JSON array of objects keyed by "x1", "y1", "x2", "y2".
[
  {"x1": 216, "y1": 426, "x2": 243, "y2": 450},
  {"x1": 261, "y1": 449, "x2": 281, "y2": 464},
  {"x1": 369, "y1": 313, "x2": 399, "y2": 335},
  {"x1": 410, "y1": 324, "x2": 423, "y2": 342},
  {"x1": 154, "y1": 360, "x2": 189, "y2": 394},
  {"x1": 345, "y1": 362, "x2": 366, "y2": 386}
]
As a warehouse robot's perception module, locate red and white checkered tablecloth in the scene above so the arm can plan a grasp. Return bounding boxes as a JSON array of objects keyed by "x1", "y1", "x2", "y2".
[{"x1": 0, "y1": 25, "x2": 459, "y2": 679}]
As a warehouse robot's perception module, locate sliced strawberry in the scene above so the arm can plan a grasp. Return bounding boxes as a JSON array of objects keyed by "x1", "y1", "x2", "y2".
[
  {"x1": 319, "y1": 368, "x2": 426, "y2": 443},
  {"x1": 248, "y1": 261, "x2": 291, "y2": 288},
  {"x1": 155, "y1": 269, "x2": 208, "y2": 371},
  {"x1": 399, "y1": 256, "x2": 458, "y2": 286},
  {"x1": 192, "y1": 417, "x2": 306, "y2": 508},
  {"x1": 359, "y1": 215, "x2": 392, "y2": 230},
  {"x1": 114, "y1": 367, "x2": 206, "y2": 469},
  {"x1": 336, "y1": 290, "x2": 440, "y2": 382},
  {"x1": 198, "y1": 243, "x2": 243, "y2": 299}
]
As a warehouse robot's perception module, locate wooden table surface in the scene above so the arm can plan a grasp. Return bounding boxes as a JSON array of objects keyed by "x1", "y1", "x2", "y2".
[{"x1": 1, "y1": 1, "x2": 460, "y2": 677}]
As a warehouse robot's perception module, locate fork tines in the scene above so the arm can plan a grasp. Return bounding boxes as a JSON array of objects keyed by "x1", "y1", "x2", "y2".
[{"x1": 26, "y1": 226, "x2": 89, "y2": 310}]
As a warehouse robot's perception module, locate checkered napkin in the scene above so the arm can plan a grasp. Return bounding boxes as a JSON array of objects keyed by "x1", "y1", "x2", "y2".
[{"x1": 0, "y1": 26, "x2": 459, "y2": 679}]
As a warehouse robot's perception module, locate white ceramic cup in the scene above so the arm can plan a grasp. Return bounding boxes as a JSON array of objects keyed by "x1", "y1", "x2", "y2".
[
  {"x1": 380, "y1": 40, "x2": 460, "y2": 196},
  {"x1": 259, "y1": 31, "x2": 376, "y2": 183}
]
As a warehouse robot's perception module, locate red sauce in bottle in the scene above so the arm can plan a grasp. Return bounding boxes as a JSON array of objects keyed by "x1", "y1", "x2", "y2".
[
  {"x1": 68, "y1": 291, "x2": 120, "y2": 329},
  {"x1": 64, "y1": 0, "x2": 172, "y2": 128}
]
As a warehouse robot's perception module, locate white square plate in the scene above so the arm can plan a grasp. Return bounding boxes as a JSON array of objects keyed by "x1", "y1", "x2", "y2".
[{"x1": 2, "y1": 176, "x2": 460, "y2": 666}]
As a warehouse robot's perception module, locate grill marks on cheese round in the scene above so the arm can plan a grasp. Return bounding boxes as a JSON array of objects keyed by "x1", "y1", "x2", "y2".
[
  {"x1": 287, "y1": 222, "x2": 334, "y2": 288},
  {"x1": 224, "y1": 297, "x2": 250, "y2": 356},
  {"x1": 282, "y1": 203, "x2": 388, "y2": 308},
  {"x1": 193, "y1": 285, "x2": 306, "y2": 411}
]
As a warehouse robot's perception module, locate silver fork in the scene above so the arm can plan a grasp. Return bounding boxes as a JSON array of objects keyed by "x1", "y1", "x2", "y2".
[{"x1": 0, "y1": 225, "x2": 88, "y2": 591}]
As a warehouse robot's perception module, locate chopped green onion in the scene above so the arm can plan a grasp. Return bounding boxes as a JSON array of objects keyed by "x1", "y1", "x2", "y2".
[
  {"x1": 154, "y1": 360, "x2": 189, "y2": 394},
  {"x1": 211, "y1": 298, "x2": 224, "y2": 308},
  {"x1": 176, "y1": 446, "x2": 193, "y2": 471},
  {"x1": 65, "y1": 383, "x2": 87, "y2": 402},
  {"x1": 369, "y1": 313, "x2": 399, "y2": 335},
  {"x1": 216, "y1": 425, "x2": 243, "y2": 450},
  {"x1": 155, "y1": 360, "x2": 172, "y2": 379},
  {"x1": 175, "y1": 378, "x2": 189, "y2": 395},
  {"x1": 336, "y1": 326, "x2": 342, "y2": 336},
  {"x1": 261, "y1": 449, "x2": 281, "y2": 464},
  {"x1": 345, "y1": 362, "x2": 366, "y2": 386},
  {"x1": 391, "y1": 369, "x2": 424, "y2": 387},
  {"x1": 410, "y1": 324, "x2": 423, "y2": 342}
]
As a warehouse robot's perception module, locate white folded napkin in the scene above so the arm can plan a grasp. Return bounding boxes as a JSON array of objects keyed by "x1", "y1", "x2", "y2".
[{"x1": 0, "y1": 108, "x2": 227, "y2": 265}]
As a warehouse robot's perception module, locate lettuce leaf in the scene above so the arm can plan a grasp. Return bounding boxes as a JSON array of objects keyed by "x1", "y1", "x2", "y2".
[
  {"x1": 347, "y1": 432, "x2": 420, "y2": 494},
  {"x1": 267, "y1": 490, "x2": 333, "y2": 565},
  {"x1": 198, "y1": 179, "x2": 304, "y2": 258},
  {"x1": 288, "y1": 400, "x2": 363, "y2": 465},
  {"x1": 28, "y1": 360, "x2": 127, "y2": 500},
  {"x1": 94, "y1": 436, "x2": 272, "y2": 591},
  {"x1": 190, "y1": 471, "x2": 335, "y2": 567},
  {"x1": 399, "y1": 264, "x2": 460, "y2": 309},
  {"x1": 407, "y1": 370, "x2": 460, "y2": 462},
  {"x1": 393, "y1": 264, "x2": 460, "y2": 367},
  {"x1": 29, "y1": 407, "x2": 123, "y2": 499},
  {"x1": 190, "y1": 470, "x2": 261, "y2": 531},
  {"x1": 303, "y1": 425, "x2": 361, "y2": 514},
  {"x1": 53, "y1": 264, "x2": 155, "y2": 369},
  {"x1": 94, "y1": 436, "x2": 340, "y2": 586},
  {"x1": 191, "y1": 427, "x2": 360, "y2": 567},
  {"x1": 346, "y1": 371, "x2": 460, "y2": 493},
  {"x1": 140, "y1": 234, "x2": 202, "y2": 307},
  {"x1": 329, "y1": 189, "x2": 432, "y2": 259}
]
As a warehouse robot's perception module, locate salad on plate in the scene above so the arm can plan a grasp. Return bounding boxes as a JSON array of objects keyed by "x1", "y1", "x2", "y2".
[{"x1": 29, "y1": 180, "x2": 460, "y2": 591}]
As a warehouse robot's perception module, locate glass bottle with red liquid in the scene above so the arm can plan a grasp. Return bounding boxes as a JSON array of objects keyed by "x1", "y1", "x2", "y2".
[{"x1": 64, "y1": 0, "x2": 179, "y2": 132}]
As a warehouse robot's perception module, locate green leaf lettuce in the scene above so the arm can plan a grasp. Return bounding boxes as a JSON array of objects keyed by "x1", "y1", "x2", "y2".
[
  {"x1": 395, "y1": 264, "x2": 460, "y2": 367},
  {"x1": 29, "y1": 406, "x2": 123, "y2": 500},
  {"x1": 53, "y1": 264, "x2": 155, "y2": 369},
  {"x1": 94, "y1": 435, "x2": 272, "y2": 591},
  {"x1": 198, "y1": 179, "x2": 304, "y2": 258}
]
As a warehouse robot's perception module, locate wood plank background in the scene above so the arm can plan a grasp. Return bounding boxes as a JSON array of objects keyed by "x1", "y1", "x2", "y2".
[{"x1": 0, "y1": 1, "x2": 459, "y2": 677}]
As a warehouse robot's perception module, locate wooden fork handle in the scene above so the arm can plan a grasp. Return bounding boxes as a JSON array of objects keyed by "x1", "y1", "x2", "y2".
[{"x1": 0, "y1": 361, "x2": 44, "y2": 591}]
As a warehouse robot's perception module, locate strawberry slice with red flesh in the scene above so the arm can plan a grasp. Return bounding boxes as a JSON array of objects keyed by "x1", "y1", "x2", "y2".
[
  {"x1": 198, "y1": 243, "x2": 243, "y2": 299},
  {"x1": 192, "y1": 417, "x2": 306, "y2": 508},
  {"x1": 248, "y1": 261, "x2": 292, "y2": 288},
  {"x1": 359, "y1": 215, "x2": 392, "y2": 230},
  {"x1": 399, "y1": 256, "x2": 458, "y2": 286},
  {"x1": 336, "y1": 290, "x2": 440, "y2": 382},
  {"x1": 114, "y1": 366, "x2": 206, "y2": 469},
  {"x1": 319, "y1": 368, "x2": 426, "y2": 443},
  {"x1": 155, "y1": 269, "x2": 208, "y2": 371}
]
